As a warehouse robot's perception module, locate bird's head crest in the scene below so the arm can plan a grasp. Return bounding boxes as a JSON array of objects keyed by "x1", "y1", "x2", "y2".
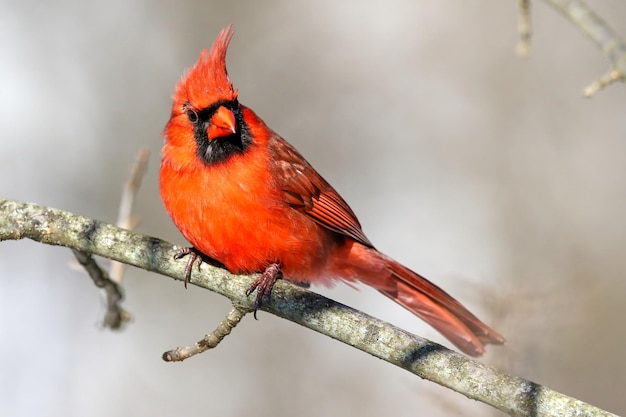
[{"x1": 174, "y1": 25, "x2": 238, "y2": 109}]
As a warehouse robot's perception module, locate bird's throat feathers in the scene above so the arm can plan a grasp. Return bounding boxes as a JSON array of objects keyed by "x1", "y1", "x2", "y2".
[
  {"x1": 164, "y1": 103, "x2": 272, "y2": 171},
  {"x1": 190, "y1": 99, "x2": 253, "y2": 166}
]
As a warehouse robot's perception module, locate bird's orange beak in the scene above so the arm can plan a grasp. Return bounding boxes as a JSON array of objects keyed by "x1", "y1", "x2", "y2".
[{"x1": 208, "y1": 106, "x2": 237, "y2": 140}]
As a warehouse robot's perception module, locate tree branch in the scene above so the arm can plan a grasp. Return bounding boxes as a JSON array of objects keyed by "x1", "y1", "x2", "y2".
[
  {"x1": 111, "y1": 148, "x2": 150, "y2": 284},
  {"x1": 517, "y1": 0, "x2": 532, "y2": 57},
  {"x1": 0, "y1": 198, "x2": 617, "y2": 417},
  {"x1": 543, "y1": 0, "x2": 626, "y2": 96},
  {"x1": 71, "y1": 248, "x2": 131, "y2": 329},
  {"x1": 162, "y1": 304, "x2": 247, "y2": 362}
]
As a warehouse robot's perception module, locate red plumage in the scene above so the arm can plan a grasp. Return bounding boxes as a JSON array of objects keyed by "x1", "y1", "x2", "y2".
[{"x1": 160, "y1": 25, "x2": 505, "y2": 356}]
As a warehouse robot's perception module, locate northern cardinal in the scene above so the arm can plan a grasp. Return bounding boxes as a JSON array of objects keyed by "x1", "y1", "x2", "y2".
[{"x1": 160, "y1": 26, "x2": 505, "y2": 356}]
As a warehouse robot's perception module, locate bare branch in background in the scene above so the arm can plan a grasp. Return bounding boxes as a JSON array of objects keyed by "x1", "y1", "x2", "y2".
[
  {"x1": 582, "y1": 68, "x2": 623, "y2": 98},
  {"x1": 71, "y1": 248, "x2": 131, "y2": 329},
  {"x1": 111, "y1": 148, "x2": 150, "y2": 284},
  {"x1": 68, "y1": 149, "x2": 148, "y2": 329},
  {"x1": 542, "y1": 0, "x2": 626, "y2": 96},
  {"x1": 0, "y1": 198, "x2": 617, "y2": 417},
  {"x1": 517, "y1": 0, "x2": 531, "y2": 57}
]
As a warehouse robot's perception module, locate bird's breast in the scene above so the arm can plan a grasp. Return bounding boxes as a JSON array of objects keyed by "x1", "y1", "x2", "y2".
[{"x1": 160, "y1": 142, "x2": 334, "y2": 279}]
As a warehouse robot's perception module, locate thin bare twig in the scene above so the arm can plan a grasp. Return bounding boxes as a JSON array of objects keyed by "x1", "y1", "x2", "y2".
[
  {"x1": 68, "y1": 150, "x2": 147, "y2": 328},
  {"x1": 582, "y1": 68, "x2": 622, "y2": 98},
  {"x1": 111, "y1": 148, "x2": 150, "y2": 284},
  {"x1": 163, "y1": 305, "x2": 248, "y2": 362},
  {"x1": 544, "y1": 0, "x2": 626, "y2": 96},
  {"x1": 71, "y1": 249, "x2": 131, "y2": 329},
  {"x1": 0, "y1": 199, "x2": 618, "y2": 417},
  {"x1": 517, "y1": 0, "x2": 531, "y2": 57}
]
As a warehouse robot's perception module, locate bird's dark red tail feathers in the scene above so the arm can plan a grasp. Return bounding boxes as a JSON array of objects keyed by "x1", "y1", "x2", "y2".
[{"x1": 377, "y1": 255, "x2": 505, "y2": 357}]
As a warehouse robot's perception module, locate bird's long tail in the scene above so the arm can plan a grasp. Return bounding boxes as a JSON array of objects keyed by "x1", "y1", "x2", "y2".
[
  {"x1": 332, "y1": 243, "x2": 505, "y2": 356},
  {"x1": 380, "y1": 254, "x2": 505, "y2": 356}
]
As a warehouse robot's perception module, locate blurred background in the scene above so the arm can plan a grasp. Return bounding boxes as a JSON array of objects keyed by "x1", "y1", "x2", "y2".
[{"x1": 1, "y1": 1, "x2": 625, "y2": 416}]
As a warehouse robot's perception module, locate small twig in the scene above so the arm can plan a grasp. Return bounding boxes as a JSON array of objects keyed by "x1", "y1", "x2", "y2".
[
  {"x1": 517, "y1": 0, "x2": 532, "y2": 57},
  {"x1": 544, "y1": 0, "x2": 626, "y2": 96},
  {"x1": 71, "y1": 249, "x2": 131, "y2": 329},
  {"x1": 110, "y1": 148, "x2": 150, "y2": 284},
  {"x1": 162, "y1": 305, "x2": 247, "y2": 362},
  {"x1": 68, "y1": 150, "x2": 147, "y2": 328},
  {"x1": 583, "y1": 68, "x2": 623, "y2": 98}
]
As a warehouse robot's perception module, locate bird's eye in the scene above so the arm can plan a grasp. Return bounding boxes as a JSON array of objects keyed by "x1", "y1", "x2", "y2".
[{"x1": 186, "y1": 108, "x2": 198, "y2": 123}]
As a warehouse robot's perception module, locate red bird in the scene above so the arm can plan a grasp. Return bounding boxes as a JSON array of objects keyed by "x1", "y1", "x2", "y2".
[{"x1": 160, "y1": 26, "x2": 505, "y2": 356}]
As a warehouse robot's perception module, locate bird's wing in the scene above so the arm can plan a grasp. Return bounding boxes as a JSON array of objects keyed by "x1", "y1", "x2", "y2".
[{"x1": 270, "y1": 134, "x2": 374, "y2": 248}]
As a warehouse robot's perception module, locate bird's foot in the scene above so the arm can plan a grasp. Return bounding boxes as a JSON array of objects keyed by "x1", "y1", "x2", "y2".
[
  {"x1": 245, "y1": 263, "x2": 282, "y2": 319},
  {"x1": 173, "y1": 247, "x2": 206, "y2": 288}
]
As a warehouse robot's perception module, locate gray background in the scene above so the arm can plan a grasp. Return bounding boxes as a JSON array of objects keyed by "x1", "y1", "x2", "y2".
[{"x1": 1, "y1": 1, "x2": 625, "y2": 416}]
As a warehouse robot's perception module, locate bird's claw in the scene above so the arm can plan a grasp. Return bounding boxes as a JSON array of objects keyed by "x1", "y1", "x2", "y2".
[
  {"x1": 174, "y1": 247, "x2": 205, "y2": 288},
  {"x1": 245, "y1": 263, "x2": 281, "y2": 319}
]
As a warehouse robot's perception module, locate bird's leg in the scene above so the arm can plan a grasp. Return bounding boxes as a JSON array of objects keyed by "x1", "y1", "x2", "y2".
[
  {"x1": 245, "y1": 263, "x2": 282, "y2": 319},
  {"x1": 173, "y1": 247, "x2": 205, "y2": 288}
]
